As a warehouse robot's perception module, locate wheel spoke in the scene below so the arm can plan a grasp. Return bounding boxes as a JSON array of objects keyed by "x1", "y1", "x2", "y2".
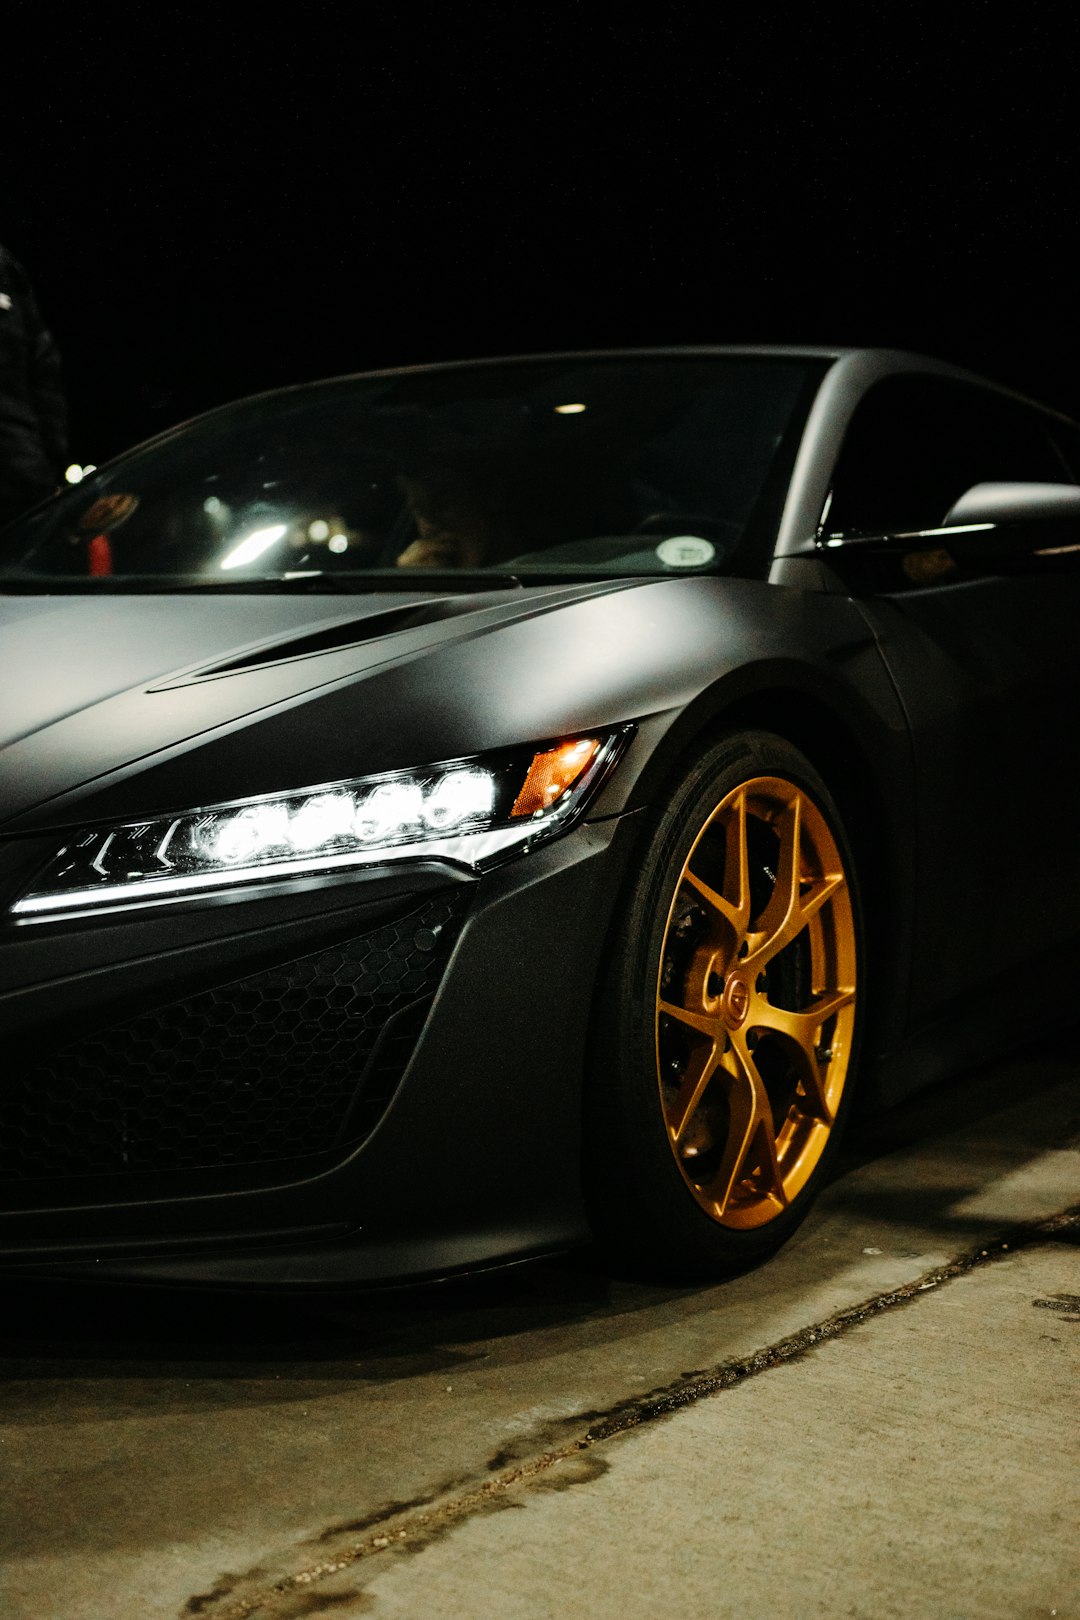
[
  {"x1": 774, "y1": 789, "x2": 802, "y2": 928},
  {"x1": 746, "y1": 1114, "x2": 787, "y2": 1208},
  {"x1": 742, "y1": 791, "x2": 800, "y2": 966},
  {"x1": 682, "y1": 866, "x2": 738, "y2": 932},
  {"x1": 682, "y1": 788, "x2": 751, "y2": 939},
  {"x1": 722, "y1": 788, "x2": 751, "y2": 935},
  {"x1": 751, "y1": 987, "x2": 854, "y2": 1120},
  {"x1": 797, "y1": 871, "x2": 846, "y2": 930},
  {"x1": 658, "y1": 999, "x2": 718, "y2": 1040},
  {"x1": 667, "y1": 1044, "x2": 722, "y2": 1144},
  {"x1": 753, "y1": 988, "x2": 854, "y2": 1048},
  {"x1": 744, "y1": 793, "x2": 846, "y2": 972},
  {"x1": 702, "y1": 1036, "x2": 787, "y2": 1215}
]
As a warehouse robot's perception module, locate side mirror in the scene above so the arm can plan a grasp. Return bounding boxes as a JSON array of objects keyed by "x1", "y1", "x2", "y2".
[
  {"x1": 807, "y1": 479, "x2": 1080, "y2": 590},
  {"x1": 943, "y1": 481, "x2": 1080, "y2": 528}
]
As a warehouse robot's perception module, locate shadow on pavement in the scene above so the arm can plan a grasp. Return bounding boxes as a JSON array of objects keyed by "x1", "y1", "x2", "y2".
[{"x1": 0, "y1": 1029, "x2": 1076, "y2": 1377}]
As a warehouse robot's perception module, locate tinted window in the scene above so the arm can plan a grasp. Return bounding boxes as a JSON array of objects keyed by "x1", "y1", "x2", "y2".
[
  {"x1": 0, "y1": 358, "x2": 823, "y2": 588},
  {"x1": 826, "y1": 376, "x2": 1073, "y2": 536}
]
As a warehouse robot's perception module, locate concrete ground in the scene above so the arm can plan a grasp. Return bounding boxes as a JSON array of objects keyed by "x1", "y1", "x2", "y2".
[{"x1": 1, "y1": 1038, "x2": 1078, "y2": 1620}]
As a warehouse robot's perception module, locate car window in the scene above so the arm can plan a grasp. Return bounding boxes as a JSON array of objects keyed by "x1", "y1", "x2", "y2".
[
  {"x1": 0, "y1": 358, "x2": 824, "y2": 588},
  {"x1": 825, "y1": 376, "x2": 1074, "y2": 537}
]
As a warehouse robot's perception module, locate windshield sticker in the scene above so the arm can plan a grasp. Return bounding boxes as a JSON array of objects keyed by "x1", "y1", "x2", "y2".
[{"x1": 656, "y1": 536, "x2": 716, "y2": 569}]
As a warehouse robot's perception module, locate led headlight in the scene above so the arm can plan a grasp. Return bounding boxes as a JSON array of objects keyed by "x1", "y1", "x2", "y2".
[{"x1": 11, "y1": 730, "x2": 631, "y2": 919}]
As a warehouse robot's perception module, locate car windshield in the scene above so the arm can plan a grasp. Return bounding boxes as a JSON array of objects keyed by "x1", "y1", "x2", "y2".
[{"x1": 0, "y1": 356, "x2": 824, "y2": 589}]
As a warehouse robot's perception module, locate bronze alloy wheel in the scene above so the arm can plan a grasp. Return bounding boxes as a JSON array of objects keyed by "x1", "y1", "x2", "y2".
[
  {"x1": 655, "y1": 774, "x2": 857, "y2": 1230},
  {"x1": 586, "y1": 730, "x2": 862, "y2": 1279}
]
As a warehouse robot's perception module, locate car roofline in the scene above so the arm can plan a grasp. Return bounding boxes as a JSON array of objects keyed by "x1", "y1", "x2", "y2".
[{"x1": 70, "y1": 344, "x2": 1080, "y2": 492}]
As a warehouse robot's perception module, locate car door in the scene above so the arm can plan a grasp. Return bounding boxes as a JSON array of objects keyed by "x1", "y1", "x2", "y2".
[{"x1": 821, "y1": 373, "x2": 1080, "y2": 1030}]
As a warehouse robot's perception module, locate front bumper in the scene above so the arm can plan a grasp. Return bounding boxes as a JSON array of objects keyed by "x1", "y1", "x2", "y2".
[{"x1": 0, "y1": 811, "x2": 642, "y2": 1284}]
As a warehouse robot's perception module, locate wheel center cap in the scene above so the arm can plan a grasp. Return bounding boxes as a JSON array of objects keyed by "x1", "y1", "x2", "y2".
[{"x1": 722, "y1": 974, "x2": 751, "y2": 1029}]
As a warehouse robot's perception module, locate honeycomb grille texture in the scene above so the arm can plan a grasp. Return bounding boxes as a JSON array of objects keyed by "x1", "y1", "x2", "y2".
[{"x1": 0, "y1": 893, "x2": 464, "y2": 1183}]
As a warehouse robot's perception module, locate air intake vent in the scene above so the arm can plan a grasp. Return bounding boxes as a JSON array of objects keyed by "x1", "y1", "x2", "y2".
[{"x1": 0, "y1": 891, "x2": 467, "y2": 1196}]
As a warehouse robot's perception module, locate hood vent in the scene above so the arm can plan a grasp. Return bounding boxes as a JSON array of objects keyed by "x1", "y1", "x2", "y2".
[
  {"x1": 202, "y1": 601, "x2": 432, "y2": 676},
  {"x1": 149, "y1": 580, "x2": 577, "y2": 690}
]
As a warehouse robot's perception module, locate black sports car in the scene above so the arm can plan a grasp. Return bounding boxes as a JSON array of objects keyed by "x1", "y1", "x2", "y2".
[{"x1": 3, "y1": 347, "x2": 1080, "y2": 1285}]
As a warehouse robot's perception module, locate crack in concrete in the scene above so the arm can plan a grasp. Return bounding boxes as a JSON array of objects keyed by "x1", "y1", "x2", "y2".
[
  {"x1": 186, "y1": 1205, "x2": 1080, "y2": 1620},
  {"x1": 1032, "y1": 1291, "x2": 1080, "y2": 1321}
]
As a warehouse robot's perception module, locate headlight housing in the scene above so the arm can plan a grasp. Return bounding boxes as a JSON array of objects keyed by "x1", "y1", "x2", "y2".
[{"x1": 11, "y1": 729, "x2": 631, "y2": 919}]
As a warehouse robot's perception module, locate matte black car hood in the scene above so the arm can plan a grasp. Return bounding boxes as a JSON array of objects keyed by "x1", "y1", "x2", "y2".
[
  {"x1": 0, "y1": 580, "x2": 649, "y2": 829},
  {"x1": 0, "y1": 573, "x2": 879, "y2": 842},
  {"x1": 0, "y1": 591, "x2": 480, "y2": 749}
]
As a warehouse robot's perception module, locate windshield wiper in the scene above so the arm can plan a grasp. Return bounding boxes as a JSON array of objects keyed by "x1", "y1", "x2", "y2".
[
  {"x1": 269, "y1": 570, "x2": 526, "y2": 592},
  {"x1": 0, "y1": 570, "x2": 527, "y2": 594}
]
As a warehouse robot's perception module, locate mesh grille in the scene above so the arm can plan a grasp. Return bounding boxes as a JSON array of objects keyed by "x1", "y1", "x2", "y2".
[{"x1": 0, "y1": 892, "x2": 465, "y2": 1184}]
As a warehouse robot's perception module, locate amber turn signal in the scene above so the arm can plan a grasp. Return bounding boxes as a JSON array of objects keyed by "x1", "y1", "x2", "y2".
[{"x1": 510, "y1": 738, "x2": 600, "y2": 818}]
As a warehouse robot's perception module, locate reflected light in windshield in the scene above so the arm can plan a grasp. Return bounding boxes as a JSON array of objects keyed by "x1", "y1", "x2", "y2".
[{"x1": 219, "y1": 524, "x2": 288, "y2": 570}]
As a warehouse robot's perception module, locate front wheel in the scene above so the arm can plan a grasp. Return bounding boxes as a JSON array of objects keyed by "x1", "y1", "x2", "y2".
[{"x1": 586, "y1": 731, "x2": 862, "y2": 1279}]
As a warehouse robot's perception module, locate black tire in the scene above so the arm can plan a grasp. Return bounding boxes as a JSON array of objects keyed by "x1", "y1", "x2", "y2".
[{"x1": 586, "y1": 730, "x2": 863, "y2": 1280}]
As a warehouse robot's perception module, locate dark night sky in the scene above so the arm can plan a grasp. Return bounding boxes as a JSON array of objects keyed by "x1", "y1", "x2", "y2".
[{"x1": 6, "y1": 10, "x2": 1078, "y2": 464}]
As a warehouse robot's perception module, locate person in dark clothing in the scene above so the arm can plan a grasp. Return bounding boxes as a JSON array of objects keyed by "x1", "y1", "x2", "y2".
[{"x1": 0, "y1": 243, "x2": 68, "y2": 526}]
